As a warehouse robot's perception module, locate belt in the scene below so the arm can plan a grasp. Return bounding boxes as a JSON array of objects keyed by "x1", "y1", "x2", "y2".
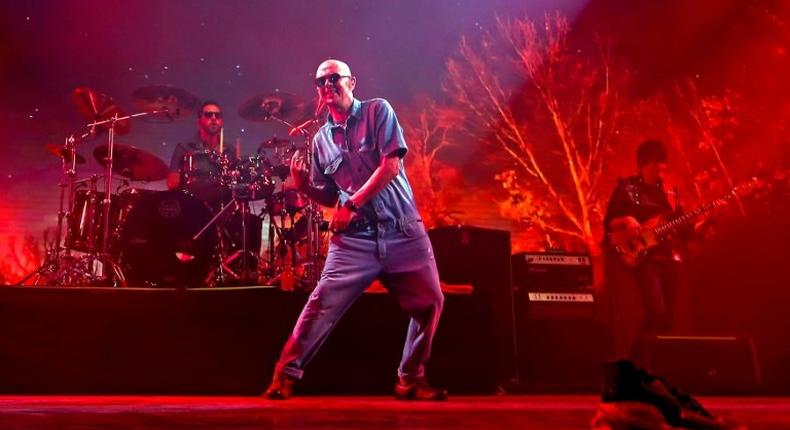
[{"x1": 342, "y1": 217, "x2": 420, "y2": 234}]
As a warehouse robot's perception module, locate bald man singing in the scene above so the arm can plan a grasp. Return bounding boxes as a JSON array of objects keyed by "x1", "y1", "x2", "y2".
[{"x1": 264, "y1": 59, "x2": 446, "y2": 401}]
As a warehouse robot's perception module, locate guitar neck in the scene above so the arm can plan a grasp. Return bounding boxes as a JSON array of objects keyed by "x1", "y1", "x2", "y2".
[{"x1": 652, "y1": 192, "x2": 733, "y2": 237}]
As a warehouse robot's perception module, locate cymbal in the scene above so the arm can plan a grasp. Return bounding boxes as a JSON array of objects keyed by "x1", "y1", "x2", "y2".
[
  {"x1": 93, "y1": 143, "x2": 168, "y2": 181},
  {"x1": 238, "y1": 92, "x2": 305, "y2": 122},
  {"x1": 131, "y1": 85, "x2": 199, "y2": 121},
  {"x1": 72, "y1": 87, "x2": 131, "y2": 135},
  {"x1": 259, "y1": 137, "x2": 292, "y2": 149},
  {"x1": 45, "y1": 143, "x2": 86, "y2": 164}
]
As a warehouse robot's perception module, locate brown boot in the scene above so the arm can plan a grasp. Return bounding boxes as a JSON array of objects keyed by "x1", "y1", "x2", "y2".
[
  {"x1": 263, "y1": 372, "x2": 296, "y2": 400},
  {"x1": 394, "y1": 377, "x2": 448, "y2": 401}
]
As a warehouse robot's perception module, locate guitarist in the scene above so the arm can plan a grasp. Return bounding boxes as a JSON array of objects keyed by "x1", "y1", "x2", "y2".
[{"x1": 603, "y1": 140, "x2": 692, "y2": 359}]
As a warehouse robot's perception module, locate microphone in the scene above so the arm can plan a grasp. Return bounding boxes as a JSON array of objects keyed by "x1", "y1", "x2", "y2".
[{"x1": 288, "y1": 118, "x2": 319, "y2": 137}]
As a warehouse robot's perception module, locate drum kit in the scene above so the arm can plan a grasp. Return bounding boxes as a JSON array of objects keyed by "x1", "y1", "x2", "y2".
[{"x1": 20, "y1": 86, "x2": 328, "y2": 290}]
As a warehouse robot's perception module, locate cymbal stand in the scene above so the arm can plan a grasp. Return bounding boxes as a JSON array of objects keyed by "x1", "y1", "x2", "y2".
[
  {"x1": 85, "y1": 109, "x2": 168, "y2": 287},
  {"x1": 57, "y1": 134, "x2": 79, "y2": 257},
  {"x1": 194, "y1": 189, "x2": 259, "y2": 286},
  {"x1": 297, "y1": 134, "x2": 324, "y2": 288},
  {"x1": 262, "y1": 202, "x2": 300, "y2": 289},
  {"x1": 222, "y1": 194, "x2": 258, "y2": 283},
  {"x1": 15, "y1": 133, "x2": 83, "y2": 285}
]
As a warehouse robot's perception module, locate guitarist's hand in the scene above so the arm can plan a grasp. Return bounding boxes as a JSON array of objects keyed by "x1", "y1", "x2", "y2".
[
  {"x1": 609, "y1": 216, "x2": 641, "y2": 245},
  {"x1": 610, "y1": 216, "x2": 641, "y2": 234}
]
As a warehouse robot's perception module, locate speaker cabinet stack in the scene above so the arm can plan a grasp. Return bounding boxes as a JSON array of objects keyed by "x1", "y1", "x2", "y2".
[
  {"x1": 428, "y1": 225, "x2": 517, "y2": 389},
  {"x1": 511, "y1": 252, "x2": 609, "y2": 391}
]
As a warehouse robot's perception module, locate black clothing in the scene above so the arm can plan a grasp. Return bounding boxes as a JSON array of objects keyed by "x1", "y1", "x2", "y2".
[
  {"x1": 168, "y1": 133, "x2": 238, "y2": 174},
  {"x1": 603, "y1": 175, "x2": 686, "y2": 359},
  {"x1": 603, "y1": 175, "x2": 680, "y2": 260}
]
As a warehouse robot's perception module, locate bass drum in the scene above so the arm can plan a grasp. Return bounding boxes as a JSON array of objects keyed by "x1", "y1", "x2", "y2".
[{"x1": 119, "y1": 190, "x2": 216, "y2": 287}]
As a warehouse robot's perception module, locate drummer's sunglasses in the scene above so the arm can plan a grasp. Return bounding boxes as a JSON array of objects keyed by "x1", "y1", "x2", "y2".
[
  {"x1": 202, "y1": 111, "x2": 223, "y2": 119},
  {"x1": 315, "y1": 73, "x2": 351, "y2": 87}
]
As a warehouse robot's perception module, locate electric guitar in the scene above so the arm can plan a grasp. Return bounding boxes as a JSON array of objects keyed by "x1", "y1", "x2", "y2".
[{"x1": 609, "y1": 177, "x2": 763, "y2": 267}]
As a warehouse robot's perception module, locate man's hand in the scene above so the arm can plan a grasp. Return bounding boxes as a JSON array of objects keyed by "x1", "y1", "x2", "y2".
[
  {"x1": 610, "y1": 216, "x2": 641, "y2": 233},
  {"x1": 290, "y1": 151, "x2": 310, "y2": 191},
  {"x1": 330, "y1": 205, "x2": 354, "y2": 233},
  {"x1": 608, "y1": 216, "x2": 641, "y2": 244}
]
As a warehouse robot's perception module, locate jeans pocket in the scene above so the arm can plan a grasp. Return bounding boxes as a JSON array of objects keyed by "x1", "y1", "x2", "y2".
[{"x1": 400, "y1": 219, "x2": 425, "y2": 238}]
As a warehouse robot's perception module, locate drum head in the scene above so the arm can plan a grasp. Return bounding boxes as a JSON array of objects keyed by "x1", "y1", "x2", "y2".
[{"x1": 120, "y1": 190, "x2": 216, "y2": 287}]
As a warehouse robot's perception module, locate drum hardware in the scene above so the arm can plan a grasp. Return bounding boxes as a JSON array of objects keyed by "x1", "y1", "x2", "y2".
[
  {"x1": 245, "y1": 96, "x2": 326, "y2": 290},
  {"x1": 180, "y1": 150, "x2": 231, "y2": 202},
  {"x1": 19, "y1": 86, "x2": 208, "y2": 287},
  {"x1": 257, "y1": 138, "x2": 299, "y2": 181},
  {"x1": 45, "y1": 142, "x2": 86, "y2": 165},
  {"x1": 227, "y1": 155, "x2": 276, "y2": 201},
  {"x1": 93, "y1": 142, "x2": 169, "y2": 182},
  {"x1": 16, "y1": 132, "x2": 93, "y2": 285},
  {"x1": 258, "y1": 137, "x2": 292, "y2": 149},
  {"x1": 22, "y1": 85, "x2": 335, "y2": 289},
  {"x1": 238, "y1": 92, "x2": 306, "y2": 123},
  {"x1": 131, "y1": 85, "x2": 199, "y2": 123},
  {"x1": 63, "y1": 88, "x2": 173, "y2": 286},
  {"x1": 120, "y1": 190, "x2": 217, "y2": 287},
  {"x1": 72, "y1": 87, "x2": 132, "y2": 135},
  {"x1": 261, "y1": 201, "x2": 308, "y2": 290},
  {"x1": 189, "y1": 190, "x2": 260, "y2": 286}
]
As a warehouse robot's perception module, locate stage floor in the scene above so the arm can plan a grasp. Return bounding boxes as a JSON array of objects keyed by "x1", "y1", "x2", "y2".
[{"x1": 0, "y1": 395, "x2": 787, "y2": 429}]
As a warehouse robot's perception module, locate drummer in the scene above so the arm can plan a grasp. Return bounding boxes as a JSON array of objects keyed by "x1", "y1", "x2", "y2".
[{"x1": 166, "y1": 100, "x2": 235, "y2": 191}]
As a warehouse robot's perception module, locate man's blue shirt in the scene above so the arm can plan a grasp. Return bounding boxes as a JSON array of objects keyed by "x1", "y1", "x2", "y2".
[{"x1": 309, "y1": 98, "x2": 420, "y2": 224}]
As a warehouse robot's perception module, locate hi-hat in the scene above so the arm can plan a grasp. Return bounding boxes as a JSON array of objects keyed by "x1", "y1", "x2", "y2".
[
  {"x1": 131, "y1": 85, "x2": 199, "y2": 121},
  {"x1": 238, "y1": 92, "x2": 305, "y2": 122},
  {"x1": 45, "y1": 143, "x2": 86, "y2": 164},
  {"x1": 72, "y1": 87, "x2": 131, "y2": 135},
  {"x1": 93, "y1": 143, "x2": 168, "y2": 181}
]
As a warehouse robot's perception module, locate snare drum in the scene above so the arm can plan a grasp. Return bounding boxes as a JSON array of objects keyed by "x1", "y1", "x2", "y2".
[
  {"x1": 180, "y1": 150, "x2": 227, "y2": 202},
  {"x1": 119, "y1": 190, "x2": 217, "y2": 287}
]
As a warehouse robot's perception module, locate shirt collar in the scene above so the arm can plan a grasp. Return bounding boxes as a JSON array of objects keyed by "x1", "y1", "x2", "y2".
[
  {"x1": 637, "y1": 174, "x2": 663, "y2": 188},
  {"x1": 327, "y1": 98, "x2": 362, "y2": 127}
]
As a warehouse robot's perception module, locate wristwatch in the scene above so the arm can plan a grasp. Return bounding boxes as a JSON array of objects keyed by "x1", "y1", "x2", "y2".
[{"x1": 343, "y1": 199, "x2": 359, "y2": 212}]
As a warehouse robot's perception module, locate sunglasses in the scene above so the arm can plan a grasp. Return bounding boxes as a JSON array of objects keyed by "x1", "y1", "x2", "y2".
[
  {"x1": 315, "y1": 73, "x2": 351, "y2": 87},
  {"x1": 202, "y1": 111, "x2": 223, "y2": 119}
]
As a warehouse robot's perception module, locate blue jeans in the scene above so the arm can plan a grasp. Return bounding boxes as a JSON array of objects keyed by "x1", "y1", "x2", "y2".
[{"x1": 274, "y1": 219, "x2": 444, "y2": 381}]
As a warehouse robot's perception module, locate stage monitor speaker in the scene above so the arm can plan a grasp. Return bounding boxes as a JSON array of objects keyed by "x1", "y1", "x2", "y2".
[
  {"x1": 427, "y1": 225, "x2": 517, "y2": 385},
  {"x1": 642, "y1": 335, "x2": 761, "y2": 394}
]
